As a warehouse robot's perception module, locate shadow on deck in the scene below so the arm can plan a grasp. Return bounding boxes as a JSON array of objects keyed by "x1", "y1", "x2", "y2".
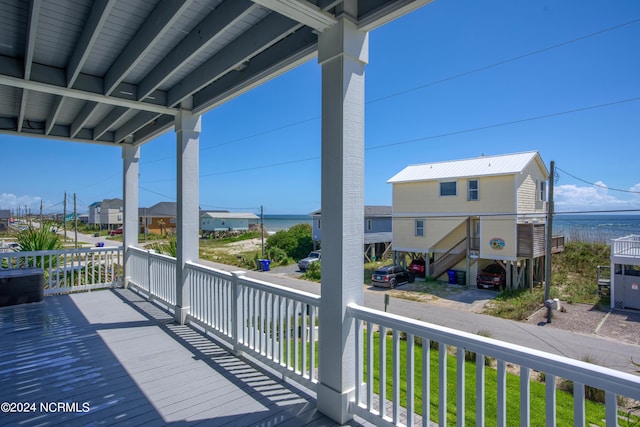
[{"x1": 0, "y1": 289, "x2": 369, "y2": 426}]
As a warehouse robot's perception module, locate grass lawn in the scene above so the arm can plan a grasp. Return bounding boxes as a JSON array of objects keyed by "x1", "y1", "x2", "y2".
[{"x1": 362, "y1": 331, "x2": 621, "y2": 426}]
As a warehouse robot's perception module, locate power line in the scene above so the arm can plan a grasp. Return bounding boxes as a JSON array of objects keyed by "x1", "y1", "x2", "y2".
[
  {"x1": 140, "y1": 17, "x2": 640, "y2": 166},
  {"x1": 143, "y1": 96, "x2": 637, "y2": 179},
  {"x1": 556, "y1": 166, "x2": 640, "y2": 194},
  {"x1": 367, "y1": 17, "x2": 640, "y2": 105}
]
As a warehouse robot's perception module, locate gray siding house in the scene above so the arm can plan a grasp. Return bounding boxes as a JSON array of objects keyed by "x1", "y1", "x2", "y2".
[
  {"x1": 200, "y1": 212, "x2": 259, "y2": 237},
  {"x1": 311, "y1": 206, "x2": 392, "y2": 261}
]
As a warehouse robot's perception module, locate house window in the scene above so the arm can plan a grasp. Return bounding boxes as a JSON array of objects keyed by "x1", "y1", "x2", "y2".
[
  {"x1": 367, "y1": 219, "x2": 372, "y2": 231},
  {"x1": 415, "y1": 219, "x2": 424, "y2": 237},
  {"x1": 147, "y1": 217, "x2": 152, "y2": 225},
  {"x1": 170, "y1": 217, "x2": 176, "y2": 224},
  {"x1": 468, "y1": 179, "x2": 479, "y2": 201},
  {"x1": 440, "y1": 181, "x2": 457, "y2": 196},
  {"x1": 538, "y1": 180, "x2": 547, "y2": 201}
]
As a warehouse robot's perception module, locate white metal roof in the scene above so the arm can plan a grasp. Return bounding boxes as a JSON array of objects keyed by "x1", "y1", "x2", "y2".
[
  {"x1": 201, "y1": 212, "x2": 259, "y2": 220},
  {"x1": 387, "y1": 151, "x2": 548, "y2": 183},
  {"x1": 0, "y1": 0, "x2": 431, "y2": 147}
]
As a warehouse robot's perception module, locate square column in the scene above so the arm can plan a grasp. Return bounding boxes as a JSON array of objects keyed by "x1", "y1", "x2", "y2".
[
  {"x1": 317, "y1": 6, "x2": 368, "y2": 424},
  {"x1": 175, "y1": 108, "x2": 201, "y2": 324},
  {"x1": 122, "y1": 143, "x2": 140, "y2": 288}
]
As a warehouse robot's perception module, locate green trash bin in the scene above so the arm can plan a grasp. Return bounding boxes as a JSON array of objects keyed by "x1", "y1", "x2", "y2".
[{"x1": 455, "y1": 270, "x2": 466, "y2": 285}]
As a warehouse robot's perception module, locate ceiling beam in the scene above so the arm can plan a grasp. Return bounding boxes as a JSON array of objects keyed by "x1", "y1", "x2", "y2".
[
  {"x1": 0, "y1": 69, "x2": 176, "y2": 116},
  {"x1": 66, "y1": 0, "x2": 115, "y2": 88},
  {"x1": 114, "y1": 111, "x2": 161, "y2": 143},
  {"x1": 93, "y1": 106, "x2": 129, "y2": 139},
  {"x1": 251, "y1": 0, "x2": 337, "y2": 32},
  {"x1": 358, "y1": 0, "x2": 433, "y2": 31},
  {"x1": 104, "y1": 0, "x2": 191, "y2": 96},
  {"x1": 45, "y1": 95, "x2": 65, "y2": 135},
  {"x1": 17, "y1": 0, "x2": 42, "y2": 133},
  {"x1": 167, "y1": 13, "x2": 302, "y2": 107},
  {"x1": 193, "y1": 27, "x2": 317, "y2": 115},
  {"x1": 137, "y1": 0, "x2": 257, "y2": 101}
]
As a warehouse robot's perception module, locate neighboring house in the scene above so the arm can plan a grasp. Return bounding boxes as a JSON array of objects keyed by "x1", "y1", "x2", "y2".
[
  {"x1": 388, "y1": 151, "x2": 549, "y2": 288},
  {"x1": 139, "y1": 202, "x2": 177, "y2": 235},
  {"x1": 0, "y1": 210, "x2": 10, "y2": 232},
  {"x1": 200, "y1": 212, "x2": 259, "y2": 237},
  {"x1": 311, "y1": 206, "x2": 393, "y2": 261},
  {"x1": 610, "y1": 235, "x2": 640, "y2": 310},
  {"x1": 88, "y1": 199, "x2": 123, "y2": 230}
]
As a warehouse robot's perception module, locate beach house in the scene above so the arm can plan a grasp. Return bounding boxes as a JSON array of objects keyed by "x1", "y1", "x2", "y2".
[
  {"x1": 388, "y1": 151, "x2": 549, "y2": 288},
  {"x1": 1, "y1": 2, "x2": 637, "y2": 426},
  {"x1": 310, "y1": 205, "x2": 392, "y2": 260}
]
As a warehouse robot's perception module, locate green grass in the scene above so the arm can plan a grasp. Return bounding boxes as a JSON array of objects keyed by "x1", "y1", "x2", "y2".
[{"x1": 364, "y1": 331, "x2": 616, "y2": 426}]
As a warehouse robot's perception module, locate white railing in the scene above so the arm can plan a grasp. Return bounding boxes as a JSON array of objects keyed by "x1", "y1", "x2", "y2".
[
  {"x1": 0, "y1": 247, "x2": 123, "y2": 294},
  {"x1": 128, "y1": 246, "x2": 176, "y2": 307},
  {"x1": 126, "y1": 248, "x2": 320, "y2": 390},
  {"x1": 612, "y1": 234, "x2": 640, "y2": 258},
  {"x1": 348, "y1": 303, "x2": 640, "y2": 427}
]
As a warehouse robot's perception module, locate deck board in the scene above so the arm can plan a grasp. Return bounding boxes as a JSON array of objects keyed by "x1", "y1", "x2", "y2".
[{"x1": 0, "y1": 289, "x2": 371, "y2": 426}]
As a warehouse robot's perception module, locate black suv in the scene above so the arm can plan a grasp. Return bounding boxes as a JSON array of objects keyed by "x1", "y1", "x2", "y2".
[{"x1": 371, "y1": 265, "x2": 415, "y2": 288}]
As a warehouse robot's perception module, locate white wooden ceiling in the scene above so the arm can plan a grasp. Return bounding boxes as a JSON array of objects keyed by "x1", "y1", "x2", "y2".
[{"x1": 0, "y1": 0, "x2": 429, "y2": 147}]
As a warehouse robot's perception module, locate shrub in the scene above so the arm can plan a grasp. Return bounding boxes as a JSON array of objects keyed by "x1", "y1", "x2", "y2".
[
  {"x1": 265, "y1": 223, "x2": 313, "y2": 260},
  {"x1": 302, "y1": 261, "x2": 321, "y2": 281}
]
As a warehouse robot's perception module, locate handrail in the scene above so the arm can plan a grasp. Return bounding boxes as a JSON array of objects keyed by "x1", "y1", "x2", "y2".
[{"x1": 431, "y1": 237, "x2": 466, "y2": 278}]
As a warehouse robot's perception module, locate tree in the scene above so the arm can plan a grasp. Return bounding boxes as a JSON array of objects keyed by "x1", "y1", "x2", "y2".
[{"x1": 265, "y1": 223, "x2": 313, "y2": 260}]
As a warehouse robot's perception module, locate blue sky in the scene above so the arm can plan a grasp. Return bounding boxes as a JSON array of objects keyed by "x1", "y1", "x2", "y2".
[{"x1": 2, "y1": 0, "x2": 640, "y2": 217}]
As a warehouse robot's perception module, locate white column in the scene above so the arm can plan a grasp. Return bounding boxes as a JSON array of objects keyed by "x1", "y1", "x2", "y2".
[
  {"x1": 122, "y1": 143, "x2": 140, "y2": 289},
  {"x1": 175, "y1": 108, "x2": 201, "y2": 324},
  {"x1": 317, "y1": 4, "x2": 368, "y2": 423}
]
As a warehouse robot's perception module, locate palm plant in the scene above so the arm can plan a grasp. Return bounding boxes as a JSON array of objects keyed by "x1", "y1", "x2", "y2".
[{"x1": 15, "y1": 223, "x2": 63, "y2": 270}]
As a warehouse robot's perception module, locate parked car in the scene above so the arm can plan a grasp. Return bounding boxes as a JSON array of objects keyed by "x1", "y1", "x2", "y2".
[
  {"x1": 371, "y1": 265, "x2": 415, "y2": 288},
  {"x1": 108, "y1": 227, "x2": 123, "y2": 236},
  {"x1": 297, "y1": 250, "x2": 321, "y2": 271},
  {"x1": 409, "y1": 258, "x2": 426, "y2": 277},
  {"x1": 476, "y1": 263, "x2": 506, "y2": 289}
]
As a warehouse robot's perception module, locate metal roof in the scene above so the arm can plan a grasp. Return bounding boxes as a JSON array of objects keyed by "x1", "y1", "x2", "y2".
[
  {"x1": 201, "y1": 211, "x2": 259, "y2": 220},
  {"x1": 310, "y1": 205, "x2": 391, "y2": 217},
  {"x1": 387, "y1": 151, "x2": 548, "y2": 183},
  {"x1": 0, "y1": 0, "x2": 430, "y2": 147}
]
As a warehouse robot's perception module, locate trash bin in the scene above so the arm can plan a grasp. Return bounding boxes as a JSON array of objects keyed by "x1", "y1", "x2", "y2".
[
  {"x1": 447, "y1": 270, "x2": 456, "y2": 284},
  {"x1": 455, "y1": 270, "x2": 466, "y2": 285},
  {"x1": 259, "y1": 259, "x2": 271, "y2": 272}
]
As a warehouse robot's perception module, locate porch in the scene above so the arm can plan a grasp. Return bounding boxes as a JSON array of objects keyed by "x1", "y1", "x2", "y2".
[{"x1": 2, "y1": 247, "x2": 640, "y2": 426}]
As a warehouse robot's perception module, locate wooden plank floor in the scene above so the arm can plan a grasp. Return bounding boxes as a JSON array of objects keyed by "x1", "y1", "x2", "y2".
[{"x1": 0, "y1": 289, "x2": 373, "y2": 426}]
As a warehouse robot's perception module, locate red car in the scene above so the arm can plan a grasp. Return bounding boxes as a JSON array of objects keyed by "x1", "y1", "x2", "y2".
[
  {"x1": 409, "y1": 259, "x2": 426, "y2": 277},
  {"x1": 108, "y1": 227, "x2": 123, "y2": 236},
  {"x1": 476, "y1": 263, "x2": 505, "y2": 289}
]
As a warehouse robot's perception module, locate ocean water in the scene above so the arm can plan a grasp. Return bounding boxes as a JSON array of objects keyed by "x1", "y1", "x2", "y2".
[
  {"x1": 553, "y1": 214, "x2": 640, "y2": 243},
  {"x1": 261, "y1": 214, "x2": 312, "y2": 232}
]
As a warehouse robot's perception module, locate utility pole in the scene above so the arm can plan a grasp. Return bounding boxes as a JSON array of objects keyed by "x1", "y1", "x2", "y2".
[
  {"x1": 63, "y1": 192, "x2": 67, "y2": 243},
  {"x1": 260, "y1": 205, "x2": 265, "y2": 258},
  {"x1": 544, "y1": 160, "x2": 555, "y2": 323},
  {"x1": 40, "y1": 200, "x2": 43, "y2": 225},
  {"x1": 74, "y1": 193, "x2": 78, "y2": 248}
]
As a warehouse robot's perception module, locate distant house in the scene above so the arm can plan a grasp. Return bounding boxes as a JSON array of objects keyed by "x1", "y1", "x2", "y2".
[
  {"x1": 88, "y1": 198, "x2": 123, "y2": 230},
  {"x1": 388, "y1": 151, "x2": 549, "y2": 288},
  {"x1": 0, "y1": 210, "x2": 10, "y2": 232},
  {"x1": 200, "y1": 212, "x2": 259, "y2": 237},
  {"x1": 311, "y1": 206, "x2": 392, "y2": 261},
  {"x1": 610, "y1": 235, "x2": 640, "y2": 310},
  {"x1": 139, "y1": 202, "x2": 177, "y2": 235}
]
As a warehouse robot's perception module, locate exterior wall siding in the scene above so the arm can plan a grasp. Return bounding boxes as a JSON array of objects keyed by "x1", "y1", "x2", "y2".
[
  {"x1": 517, "y1": 160, "x2": 547, "y2": 215},
  {"x1": 393, "y1": 176, "x2": 516, "y2": 214},
  {"x1": 480, "y1": 217, "x2": 517, "y2": 260}
]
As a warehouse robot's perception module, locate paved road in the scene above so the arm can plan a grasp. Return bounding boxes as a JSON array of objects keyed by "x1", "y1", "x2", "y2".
[{"x1": 199, "y1": 259, "x2": 640, "y2": 375}]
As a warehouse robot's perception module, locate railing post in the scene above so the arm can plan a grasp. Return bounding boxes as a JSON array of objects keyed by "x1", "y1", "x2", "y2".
[
  {"x1": 231, "y1": 270, "x2": 246, "y2": 356},
  {"x1": 147, "y1": 249, "x2": 153, "y2": 301}
]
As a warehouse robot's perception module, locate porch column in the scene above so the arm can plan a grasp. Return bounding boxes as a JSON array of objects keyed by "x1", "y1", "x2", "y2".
[
  {"x1": 175, "y1": 107, "x2": 201, "y2": 325},
  {"x1": 122, "y1": 142, "x2": 140, "y2": 289},
  {"x1": 317, "y1": 4, "x2": 368, "y2": 423}
]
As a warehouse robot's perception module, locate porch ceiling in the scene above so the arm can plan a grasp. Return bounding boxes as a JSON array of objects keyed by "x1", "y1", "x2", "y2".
[{"x1": 0, "y1": 0, "x2": 430, "y2": 147}]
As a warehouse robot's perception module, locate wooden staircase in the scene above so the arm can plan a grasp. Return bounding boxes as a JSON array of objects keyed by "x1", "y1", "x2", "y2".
[{"x1": 431, "y1": 237, "x2": 467, "y2": 279}]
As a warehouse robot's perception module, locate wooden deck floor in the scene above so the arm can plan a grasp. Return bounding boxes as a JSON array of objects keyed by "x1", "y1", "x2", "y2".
[{"x1": 0, "y1": 289, "x2": 371, "y2": 426}]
